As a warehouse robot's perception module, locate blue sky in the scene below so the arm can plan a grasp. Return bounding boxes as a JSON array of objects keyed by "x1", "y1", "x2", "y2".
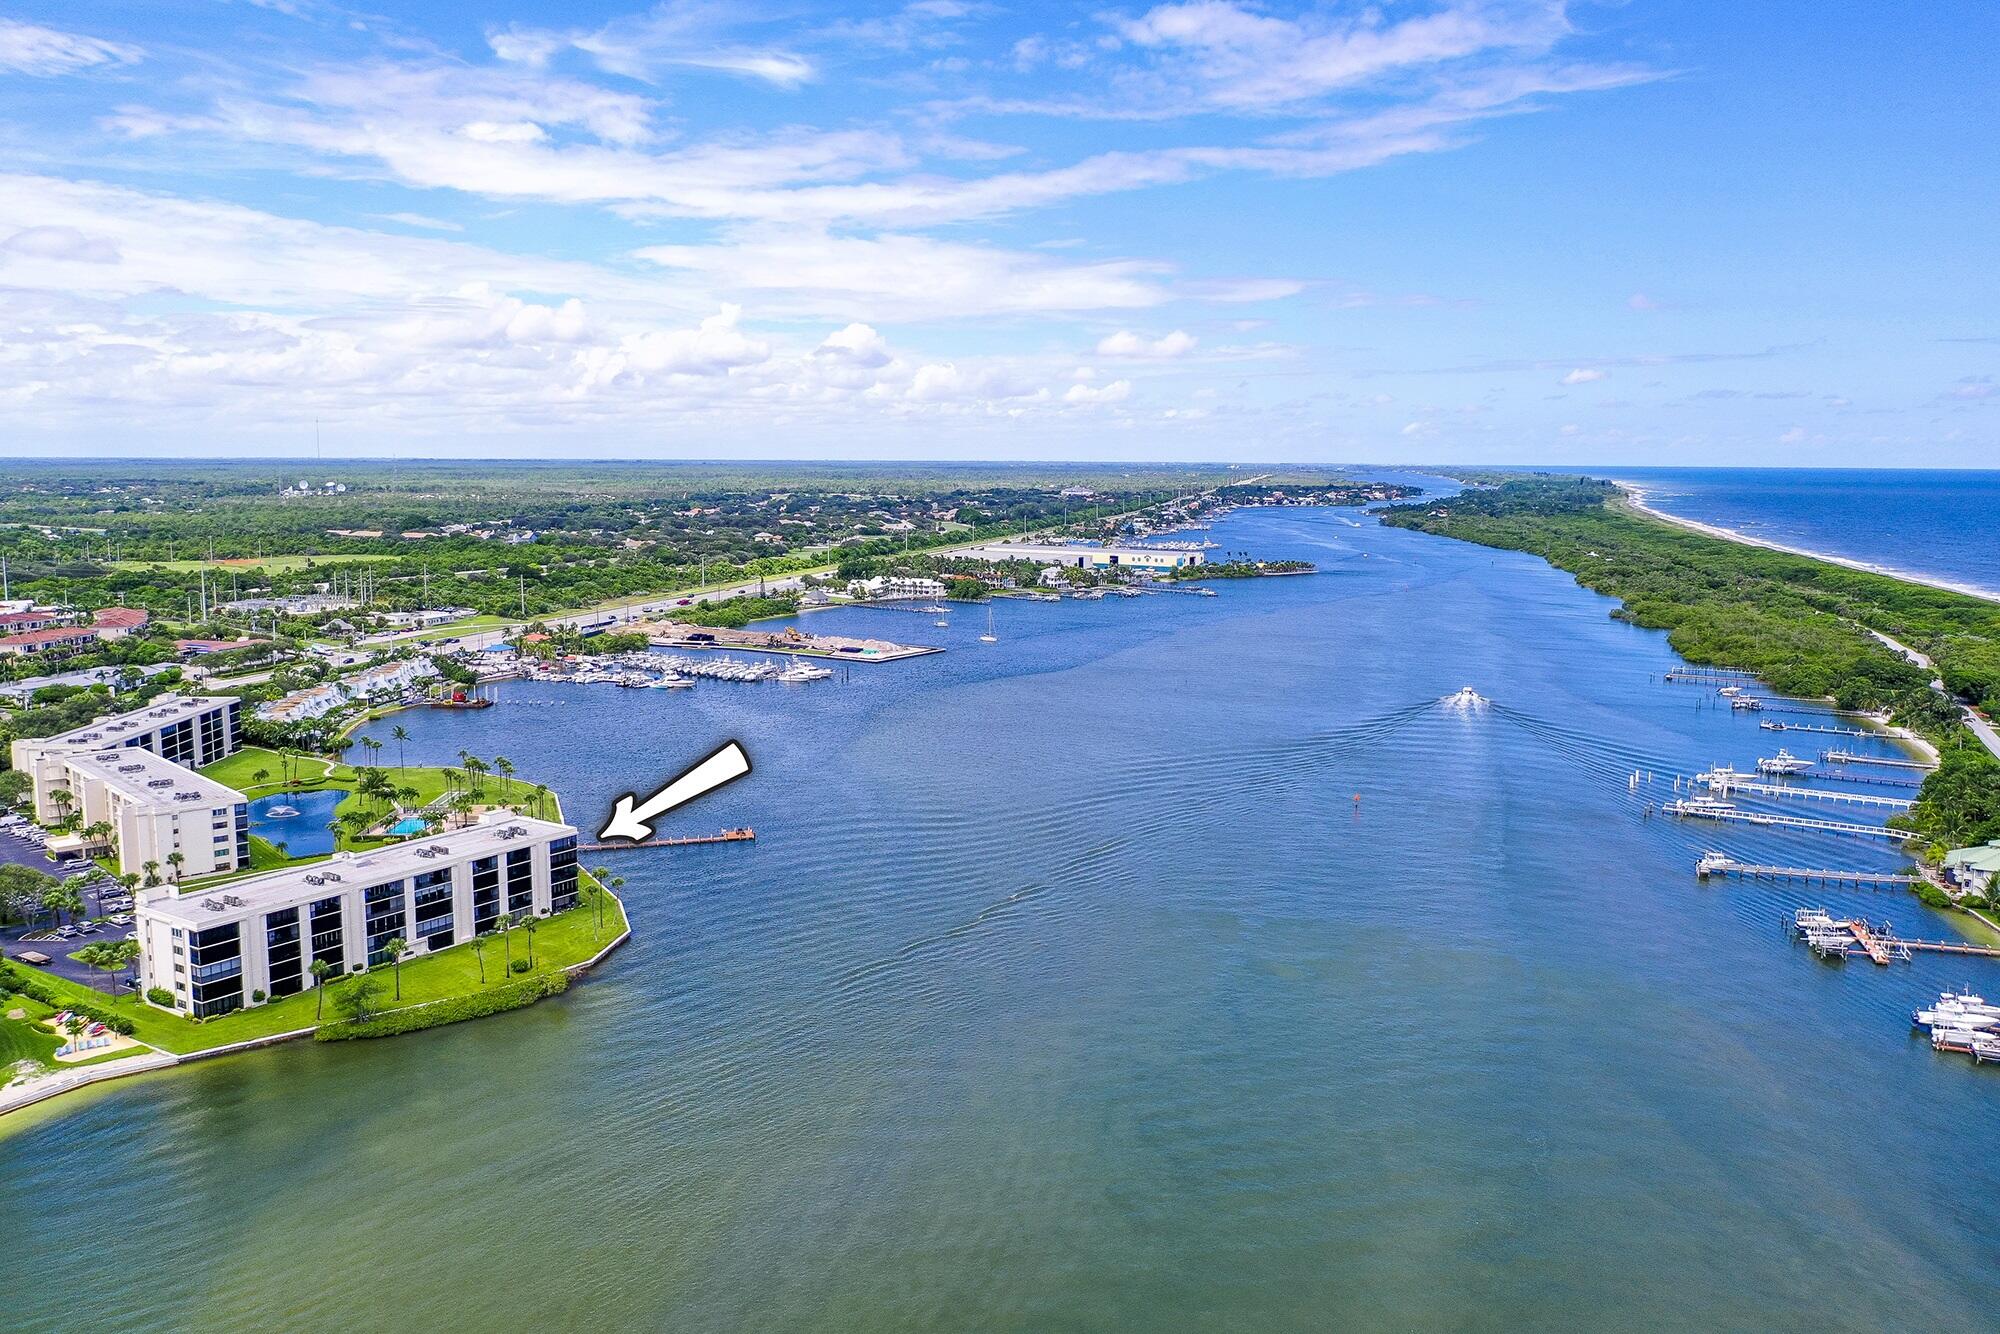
[{"x1": 1, "y1": 1, "x2": 1994, "y2": 464}]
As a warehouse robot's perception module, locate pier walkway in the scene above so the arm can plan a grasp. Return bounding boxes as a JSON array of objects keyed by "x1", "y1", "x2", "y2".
[
  {"x1": 1760, "y1": 721, "x2": 1875, "y2": 738},
  {"x1": 1695, "y1": 855, "x2": 1915, "y2": 887},
  {"x1": 1820, "y1": 749, "x2": 1935, "y2": 772},
  {"x1": 1664, "y1": 800, "x2": 1915, "y2": 841},
  {"x1": 580, "y1": 828, "x2": 755, "y2": 853},
  {"x1": 1696, "y1": 770, "x2": 1912, "y2": 810}
]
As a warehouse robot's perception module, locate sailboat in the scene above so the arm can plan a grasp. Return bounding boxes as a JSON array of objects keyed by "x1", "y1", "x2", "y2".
[{"x1": 979, "y1": 605, "x2": 998, "y2": 643}]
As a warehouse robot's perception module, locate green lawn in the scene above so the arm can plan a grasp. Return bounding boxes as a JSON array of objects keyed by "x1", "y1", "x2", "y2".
[
  {"x1": 11, "y1": 890, "x2": 626, "y2": 1055},
  {"x1": 1, "y1": 995, "x2": 61, "y2": 1068}
]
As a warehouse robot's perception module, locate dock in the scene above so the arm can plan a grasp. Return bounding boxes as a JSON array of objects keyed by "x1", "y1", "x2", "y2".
[
  {"x1": 1786, "y1": 910, "x2": 2000, "y2": 964},
  {"x1": 1695, "y1": 769, "x2": 1912, "y2": 810},
  {"x1": 1760, "y1": 721, "x2": 1875, "y2": 738},
  {"x1": 1820, "y1": 748, "x2": 1935, "y2": 772},
  {"x1": 579, "y1": 828, "x2": 755, "y2": 853},
  {"x1": 1665, "y1": 667, "x2": 1761, "y2": 682},
  {"x1": 1664, "y1": 800, "x2": 1916, "y2": 841},
  {"x1": 1695, "y1": 854, "x2": 1916, "y2": 887}
]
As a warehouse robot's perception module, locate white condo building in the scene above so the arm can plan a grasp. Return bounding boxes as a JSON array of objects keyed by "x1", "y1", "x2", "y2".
[
  {"x1": 846, "y1": 574, "x2": 948, "y2": 600},
  {"x1": 136, "y1": 811, "x2": 581, "y2": 1016},
  {"x1": 954, "y1": 542, "x2": 1205, "y2": 572},
  {"x1": 53, "y1": 749, "x2": 249, "y2": 879},
  {"x1": 9, "y1": 696, "x2": 248, "y2": 872}
]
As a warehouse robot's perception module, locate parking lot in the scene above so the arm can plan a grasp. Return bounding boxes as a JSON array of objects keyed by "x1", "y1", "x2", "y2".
[{"x1": 1, "y1": 816, "x2": 136, "y2": 991}]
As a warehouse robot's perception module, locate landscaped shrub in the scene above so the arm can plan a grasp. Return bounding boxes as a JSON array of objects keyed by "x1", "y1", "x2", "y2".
[
  {"x1": 313, "y1": 973, "x2": 568, "y2": 1041},
  {"x1": 510, "y1": 957, "x2": 530, "y2": 974},
  {"x1": 146, "y1": 987, "x2": 175, "y2": 1007},
  {"x1": 251, "y1": 990, "x2": 267, "y2": 1004}
]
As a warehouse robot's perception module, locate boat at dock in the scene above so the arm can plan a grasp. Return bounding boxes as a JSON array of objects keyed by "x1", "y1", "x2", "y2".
[
  {"x1": 1730, "y1": 696, "x2": 1765, "y2": 711},
  {"x1": 1756, "y1": 749, "x2": 1814, "y2": 775},
  {"x1": 776, "y1": 656, "x2": 834, "y2": 683}
]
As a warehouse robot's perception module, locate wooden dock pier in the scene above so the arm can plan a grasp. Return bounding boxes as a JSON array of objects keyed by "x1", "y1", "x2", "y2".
[
  {"x1": 1820, "y1": 749, "x2": 1935, "y2": 772},
  {"x1": 1664, "y1": 800, "x2": 1916, "y2": 841},
  {"x1": 1665, "y1": 667, "x2": 1761, "y2": 683},
  {"x1": 1760, "y1": 721, "x2": 1875, "y2": 738},
  {"x1": 579, "y1": 828, "x2": 755, "y2": 853},
  {"x1": 1695, "y1": 769, "x2": 1913, "y2": 810},
  {"x1": 1695, "y1": 854, "x2": 1916, "y2": 887}
]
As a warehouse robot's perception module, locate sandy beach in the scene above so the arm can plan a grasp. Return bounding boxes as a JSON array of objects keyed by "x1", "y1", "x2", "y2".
[{"x1": 1613, "y1": 482, "x2": 2000, "y2": 606}]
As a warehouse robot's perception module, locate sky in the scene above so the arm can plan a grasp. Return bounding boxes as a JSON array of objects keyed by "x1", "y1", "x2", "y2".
[{"x1": 0, "y1": 1, "x2": 1995, "y2": 465}]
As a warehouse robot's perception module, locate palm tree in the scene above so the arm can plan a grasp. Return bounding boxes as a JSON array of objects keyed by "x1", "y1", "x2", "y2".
[
  {"x1": 361, "y1": 736, "x2": 383, "y2": 770},
  {"x1": 494, "y1": 756, "x2": 515, "y2": 802},
  {"x1": 311, "y1": 958, "x2": 333, "y2": 1018},
  {"x1": 471, "y1": 932, "x2": 488, "y2": 984},
  {"x1": 62, "y1": 1013, "x2": 86, "y2": 1052},
  {"x1": 50, "y1": 787, "x2": 76, "y2": 830},
  {"x1": 165, "y1": 852, "x2": 185, "y2": 884},
  {"x1": 142, "y1": 859, "x2": 161, "y2": 889},
  {"x1": 464, "y1": 756, "x2": 489, "y2": 797},
  {"x1": 495, "y1": 913, "x2": 514, "y2": 975},
  {"x1": 396, "y1": 785, "x2": 419, "y2": 813},
  {"x1": 391, "y1": 724, "x2": 409, "y2": 770},
  {"x1": 532, "y1": 783, "x2": 551, "y2": 819},
  {"x1": 524, "y1": 915, "x2": 539, "y2": 969},
  {"x1": 252, "y1": 767, "x2": 271, "y2": 789},
  {"x1": 381, "y1": 936, "x2": 408, "y2": 1000}
]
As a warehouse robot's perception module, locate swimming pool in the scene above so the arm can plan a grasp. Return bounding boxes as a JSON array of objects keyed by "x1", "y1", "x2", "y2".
[{"x1": 388, "y1": 817, "x2": 428, "y2": 836}]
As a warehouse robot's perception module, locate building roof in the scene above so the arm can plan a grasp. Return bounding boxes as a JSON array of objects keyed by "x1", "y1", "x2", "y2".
[
  {"x1": 45, "y1": 694, "x2": 237, "y2": 749},
  {"x1": 63, "y1": 747, "x2": 245, "y2": 811},
  {"x1": 0, "y1": 626, "x2": 98, "y2": 648},
  {"x1": 1944, "y1": 840, "x2": 2000, "y2": 874},
  {"x1": 92, "y1": 607, "x2": 150, "y2": 629},
  {"x1": 139, "y1": 811, "x2": 578, "y2": 928}
]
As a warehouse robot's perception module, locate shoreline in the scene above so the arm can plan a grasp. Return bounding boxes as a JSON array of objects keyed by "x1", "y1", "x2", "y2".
[
  {"x1": 1, "y1": 887, "x2": 628, "y2": 1129},
  {"x1": 1612, "y1": 482, "x2": 2000, "y2": 606}
]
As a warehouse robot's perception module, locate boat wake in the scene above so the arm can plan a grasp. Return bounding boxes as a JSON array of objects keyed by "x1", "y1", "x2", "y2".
[{"x1": 1438, "y1": 685, "x2": 1490, "y2": 714}]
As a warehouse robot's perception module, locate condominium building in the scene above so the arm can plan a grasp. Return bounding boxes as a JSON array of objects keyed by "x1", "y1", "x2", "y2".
[
  {"x1": 49, "y1": 749, "x2": 249, "y2": 879},
  {"x1": 11, "y1": 694, "x2": 244, "y2": 823},
  {"x1": 955, "y1": 541, "x2": 1205, "y2": 572},
  {"x1": 846, "y1": 574, "x2": 948, "y2": 600},
  {"x1": 135, "y1": 811, "x2": 581, "y2": 1017}
]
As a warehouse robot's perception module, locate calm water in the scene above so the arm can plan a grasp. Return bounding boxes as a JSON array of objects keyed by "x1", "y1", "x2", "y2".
[
  {"x1": 1604, "y1": 467, "x2": 2000, "y2": 596},
  {"x1": 6, "y1": 507, "x2": 1998, "y2": 1331},
  {"x1": 247, "y1": 788, "x2": 345, "y2": 857}
]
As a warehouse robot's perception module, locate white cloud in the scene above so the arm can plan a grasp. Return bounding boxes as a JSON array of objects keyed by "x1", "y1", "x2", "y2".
[
  {"x1": 489, "y1": 8, "x2": 815, "y2": 88},
  {"x1": 2, "y1": 225, "x2": 120, "y2": 264},
  {"x1": 635, "y1": 228, "x2": 1180, "y2": 319},
  {"x1": 1096, "y1": 328, "x2": 1196, "y2": 358},
  {"x1": 1560, "y1": 367, "x2": 1605, "y2": 385},
  {"x1": 1064, "y1": 378, "x2": 1132, "y2": 403},
  {"x1": 0, "y1": 19, "x2": 141, "y2": 77},
  {"x1": 370, "y1": 212, "x2": 464, "y2": 233},
  {"x1": 815, "y1": 323, "x2": 892, "y2": 367}
]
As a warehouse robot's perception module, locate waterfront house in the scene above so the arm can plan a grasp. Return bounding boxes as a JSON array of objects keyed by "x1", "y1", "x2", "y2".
[{"x1": 1943, "y1": 841, "x2": 2000, "y2": 895}]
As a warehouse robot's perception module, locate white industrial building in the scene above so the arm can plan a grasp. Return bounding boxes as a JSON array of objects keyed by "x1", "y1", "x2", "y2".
[
  {"x1": 955, "y1": 542, "x2": 1205, "y2": 572},
  {"x1": 136, "y1": 811, "x2": 581, "y2": 1017}
]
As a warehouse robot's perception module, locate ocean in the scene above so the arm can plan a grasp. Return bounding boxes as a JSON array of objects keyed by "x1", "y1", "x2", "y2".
[
  {"x1": 1600, "y1": 467, "x2": 2000, "y2": 597},
  {"x1": 3, "y1": 502, "x2": 1995, "y2": 1331}
]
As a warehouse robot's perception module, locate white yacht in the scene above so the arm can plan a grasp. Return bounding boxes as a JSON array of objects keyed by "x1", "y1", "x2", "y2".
[
  {"x1": 979, "y1": 606, "x2": 998, "y2": 643},
  {"x1": 776, "y1": 656, "x2": 834, "y2": 683},
  {"x1": 1757, "y1": 749, "x2": 1814, "y2": 776}
]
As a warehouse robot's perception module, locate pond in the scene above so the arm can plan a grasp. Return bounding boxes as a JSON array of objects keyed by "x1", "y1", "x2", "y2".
[{"x1": 246, "y1": 788, "x2": 348, "y2": 858}]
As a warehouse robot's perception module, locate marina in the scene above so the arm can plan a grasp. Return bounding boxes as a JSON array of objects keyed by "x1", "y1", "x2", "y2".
[{"x1": 639, "y1": 620, "x2": 942, "y2": 663}]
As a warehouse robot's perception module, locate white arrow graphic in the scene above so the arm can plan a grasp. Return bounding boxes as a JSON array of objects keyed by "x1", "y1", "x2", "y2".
[{"x1": 597, "y1": 740, "x2": 752, "y2": 843}]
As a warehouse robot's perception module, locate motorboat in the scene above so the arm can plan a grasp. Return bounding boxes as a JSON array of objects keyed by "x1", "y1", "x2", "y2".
[
  {"x1": 1757, "y1": 749, "x2": 1813, "y2": 776},
  {"x1": 776, "y1": 656, "x2": 834, "y2": 683}
]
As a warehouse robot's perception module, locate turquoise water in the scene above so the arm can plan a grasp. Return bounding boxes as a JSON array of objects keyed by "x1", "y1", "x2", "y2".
[
  {"x1": 1601, "y1": 467, "x2": 2000, "y2": 596},
  {"x1": 246, "y1": 788, "x2": 345, "y2": 857},
  {"x1": 5, "y1": 505, "x2": 1997, "y2": 1330},
  {"x1": 387, "y1": 817, "x2": 428, "y2": 836}
]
